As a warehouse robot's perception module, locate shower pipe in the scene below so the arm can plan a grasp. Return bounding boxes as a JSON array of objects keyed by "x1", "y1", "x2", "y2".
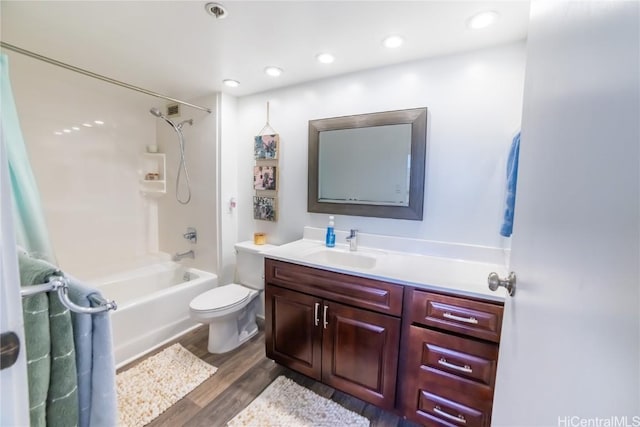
[
  {"x1": 0, "y1": 41, "x2": 213, "y2": 114},
  {"x1": 150, "y1": 107, "x2": 193, "y2": 205}
]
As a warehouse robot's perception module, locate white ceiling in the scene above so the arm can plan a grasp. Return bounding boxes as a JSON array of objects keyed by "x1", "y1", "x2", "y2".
[{"x1": 1, "y1": 1, "x2": 530, "y2": 100}]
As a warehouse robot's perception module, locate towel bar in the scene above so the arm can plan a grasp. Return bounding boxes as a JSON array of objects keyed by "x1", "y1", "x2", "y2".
[{"x1": 20, "y1": 276, "x2": 117, "y2": 314}]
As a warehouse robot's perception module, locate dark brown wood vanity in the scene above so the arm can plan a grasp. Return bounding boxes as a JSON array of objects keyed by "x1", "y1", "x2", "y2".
[{"x1": 264, "y1": 258, "x2": 504, "y2": 426}]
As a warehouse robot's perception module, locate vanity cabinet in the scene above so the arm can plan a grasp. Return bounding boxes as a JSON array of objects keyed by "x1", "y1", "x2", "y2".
[
  {"x1": 264, "y1": 258, "x2": 403, "y2": 410},
  {"x1": 400, "y1": 288, "x2": 504, "y2": 427}
]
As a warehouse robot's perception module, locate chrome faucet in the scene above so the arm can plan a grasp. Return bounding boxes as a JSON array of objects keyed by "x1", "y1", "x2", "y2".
[
  {"x1": 183, "y1": 227, "x2": 197, "y2": 243},
  {"x1": 173, "y1": 250, "x2": 195, "y2": 261},
  {"x1": 346, "y1": 229, "x2": 358, "y2": 251}
]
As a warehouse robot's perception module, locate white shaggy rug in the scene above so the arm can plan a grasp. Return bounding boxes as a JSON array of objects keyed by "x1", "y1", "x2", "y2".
[
  {"x1": 116, "y1": 343, "x2": 217, "y2": 427},
  {"x1": 227, "y1": 376, "x2": 370, "y2": 427}
]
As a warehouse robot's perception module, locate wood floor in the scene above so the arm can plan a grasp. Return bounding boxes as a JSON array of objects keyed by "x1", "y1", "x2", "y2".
[{"x1": 118, "y1": 325, "x2": 420, "y2": 427}]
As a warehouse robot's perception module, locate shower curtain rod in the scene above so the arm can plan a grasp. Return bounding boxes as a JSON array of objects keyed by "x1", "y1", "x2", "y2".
[{"x1": 0, "y1": 41, "x2": 213, "y2": 114}]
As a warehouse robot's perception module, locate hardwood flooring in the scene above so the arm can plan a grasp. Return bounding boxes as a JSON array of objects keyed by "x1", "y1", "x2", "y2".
[{"x1": 118, "y1": 325, "x2": 420, "y2": 427}]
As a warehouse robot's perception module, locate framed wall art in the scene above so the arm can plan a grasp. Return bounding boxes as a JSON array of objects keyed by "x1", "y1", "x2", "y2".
[
  {"x1": 253, "y1": 196, "x2": 277, "y2": 222},
  {"x1": 253, "y1": 165, "x2": 278, "y2": 191},
  {"x1": 254, "y1": 134, "x2": 279, "y2": 160}
]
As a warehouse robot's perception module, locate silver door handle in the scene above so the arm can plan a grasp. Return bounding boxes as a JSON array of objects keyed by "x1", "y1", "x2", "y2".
[
  {"x1": 314, "y1": 303, "x2": 320, "y2": 327},
  {"x1": 443, "y1": 312, "x2": 478, "y2": 324},
  {"x1": 438, "y1": 357, "x2": 472, "y2": 373},
  {"x1": 433, "y1": 406, "x2": 466, "y2": 424},
  {"x1": 323, "y1": 305, "x2": 328, "y2": 329},
  {"x1": 488, "y1": 272, "x2": 516, "y2": 296}
]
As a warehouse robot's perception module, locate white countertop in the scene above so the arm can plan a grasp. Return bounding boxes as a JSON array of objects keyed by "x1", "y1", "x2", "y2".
[{"x1": 261, "y1": 232, "x2": 509, "y2": 303}]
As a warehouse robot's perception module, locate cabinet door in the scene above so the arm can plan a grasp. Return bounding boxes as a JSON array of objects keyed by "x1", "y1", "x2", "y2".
[
  {"x1": 321, "y1": 301, "x2": 401, "y2": 410},
  {"x1": 265, "y1": 284, "x2": 322, "y2": 380}
]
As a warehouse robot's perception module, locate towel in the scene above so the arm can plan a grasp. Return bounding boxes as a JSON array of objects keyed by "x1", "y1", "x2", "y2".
[
  {"x1": 19, "y1": 251, "x2": 52, "y2": 427},
  {"x1": 67, "y1": 277, "x2": 117, "y2": 427},
  {"x1": 18, "y1": 252, "x2": 79, "y2": 427},
  {"x1": 500, "y1": 132, "x2": 520, "y2": 237}
]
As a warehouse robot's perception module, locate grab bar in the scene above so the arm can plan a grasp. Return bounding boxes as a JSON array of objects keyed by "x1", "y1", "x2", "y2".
[{"x1": 20, "y1": 276, "x2": 117, "y2": 314}]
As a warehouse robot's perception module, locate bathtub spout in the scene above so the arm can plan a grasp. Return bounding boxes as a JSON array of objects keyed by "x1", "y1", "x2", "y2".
[{"x1": 173, "y1": 250, "x2": 195, "y2": 261}]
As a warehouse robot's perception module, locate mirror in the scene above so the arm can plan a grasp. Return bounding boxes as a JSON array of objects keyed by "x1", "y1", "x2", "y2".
[{"x1": 308, "y1": 108, "x2": 427, "y2": 220}]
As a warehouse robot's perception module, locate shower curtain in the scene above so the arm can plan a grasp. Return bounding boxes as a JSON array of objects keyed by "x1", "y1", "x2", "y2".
[
  {"x1": 1, "y1": 53, "x2": 117, "y2": 427},
  {"x1": 0, "y1": 54, "x2": 55, "y2": 262}
]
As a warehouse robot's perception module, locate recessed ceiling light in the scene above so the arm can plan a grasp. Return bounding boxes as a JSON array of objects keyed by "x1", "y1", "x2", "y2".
[
  {"x1": 54, "y1": 131, "x2": 63, "y2": 135},
  {"x1": 63, "y1": 129, "x2": 71, "y2": 133},
  {"x1": 82, "y1": 123, "x2": 92, "y2": 127},
  {"x1": 72, "y1": 126, "x2": 80, "y2": 131},
  {"x1": 316, "y1": 53, "x2": 335, "y2": 64},
  {"x1": 264, "y1": 66, "x2": 283, "y2": 77},
  {"x1": 467, "y1": 11, "x2": 499, "y2": 29},
  {"x1": 94, "y1": 120, "x2": 104, "y2": 125},
  {"x1": 223, "y1": 79, "x2": 240, "y2": 88},
  {"x1": 382, "y1": 35, "x2": 404, "y2": 48}
]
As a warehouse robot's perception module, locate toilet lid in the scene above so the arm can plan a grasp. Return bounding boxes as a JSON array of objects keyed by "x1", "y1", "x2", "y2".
[{"x1": 190, "y1": 283, "x2": 253, "y2": 312}]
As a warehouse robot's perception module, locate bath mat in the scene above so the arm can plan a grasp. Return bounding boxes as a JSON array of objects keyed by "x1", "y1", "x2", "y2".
[
  {"x1": 116, "y1": 343, "x2": 217, "y2": 427},
  {"x1": 227, "y1": 376, "x2": 370, "y2": 427}
]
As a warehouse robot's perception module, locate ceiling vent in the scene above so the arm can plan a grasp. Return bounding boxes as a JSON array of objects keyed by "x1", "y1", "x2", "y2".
[
  {"x1": 166, "y1": 103, "x2": 180, "y2": 118},
  {"x1": 205, "y1": 3, "x2": 228, "y2": 19}
]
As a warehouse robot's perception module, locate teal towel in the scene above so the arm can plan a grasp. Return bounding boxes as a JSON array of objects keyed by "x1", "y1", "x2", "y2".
[
  {"x1": 46, "y1": 283, "x2": 79, "y2": 427},
  {"x1": 19, "y1": 252, "x2": 79, "y2": 427},
  {"x1": 19, "y1": 251, "x2": 53, "y2": 427}
]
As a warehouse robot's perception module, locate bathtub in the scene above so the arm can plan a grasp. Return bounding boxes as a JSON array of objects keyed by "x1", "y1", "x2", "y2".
[{"x1": 90, "y1": 261, "x2": 217, "y2": 367}]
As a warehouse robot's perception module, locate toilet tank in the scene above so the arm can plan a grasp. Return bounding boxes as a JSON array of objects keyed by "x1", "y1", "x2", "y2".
[{"x1": 234, "y1": 241, "x2": 276, "y2": 290}]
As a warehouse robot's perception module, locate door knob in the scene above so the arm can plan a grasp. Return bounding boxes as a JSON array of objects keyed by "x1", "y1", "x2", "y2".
[
  {"x1": 0, "y1": 332, "x2": 20, "y2": 370},
  {"x1": 488, "y1": 272, "x2": 516, "y2": 296}
]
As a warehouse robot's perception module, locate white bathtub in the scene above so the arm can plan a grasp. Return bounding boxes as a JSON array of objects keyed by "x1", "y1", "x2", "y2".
[{"x1": 90, "y1": 261, "x2": 217, "y2": 367}]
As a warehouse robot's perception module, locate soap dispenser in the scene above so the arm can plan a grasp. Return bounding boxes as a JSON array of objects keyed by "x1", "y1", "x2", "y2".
[{"x1": 325, "y1": 216, "x2": 336, "y2": 248}]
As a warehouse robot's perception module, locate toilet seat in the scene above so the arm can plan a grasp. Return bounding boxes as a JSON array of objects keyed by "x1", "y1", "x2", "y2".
[{"x1": 190, "y1": 283, "x2": 256, "y2": 314}]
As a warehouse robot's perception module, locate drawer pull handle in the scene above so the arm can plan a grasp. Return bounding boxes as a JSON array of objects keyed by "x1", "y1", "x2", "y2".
[
  {"x1": 434, "y1": 406, "x2": 467, "y2": 424},
  {"x1": 443, "y1": 312, "x2": 478, "y2": 324},
  {"x1": 438, "y1": 357, "x2": 472, "y2": 373},
  {"x1": 314, "y1": 303, "x2": 320, "y2": 327},
  {"x1": 323, "y1": 305, "x2": 329, "y2": 329}
]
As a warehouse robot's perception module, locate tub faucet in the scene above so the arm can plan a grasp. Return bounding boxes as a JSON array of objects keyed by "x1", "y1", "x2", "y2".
[
  {"x1": 346, "y1": 229, "x2": 358, "y2": 251},
  {"x1": 173, "y1": 250, "x2": 195, "y2": 261}
]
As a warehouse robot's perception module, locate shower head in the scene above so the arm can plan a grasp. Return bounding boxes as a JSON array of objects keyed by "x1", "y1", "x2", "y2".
[
  {"x1": 150, "y1": 106, "x2": 179, "y2": 131},
  {"x1": 149, "y1": 107, "x2": 163, "y2": 118},
  {"x1": 150, "y1": 107, "x2": 193, "y2": 131}
]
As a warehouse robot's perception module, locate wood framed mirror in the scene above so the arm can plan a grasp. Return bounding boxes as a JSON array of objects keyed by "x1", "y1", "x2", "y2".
[{"x1": 308, "y1": 107, "x2": 427, "y2": 220}]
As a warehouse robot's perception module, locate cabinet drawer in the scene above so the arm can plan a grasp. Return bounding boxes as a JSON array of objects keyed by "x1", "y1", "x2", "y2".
[
  {"x1": 265, "y1": 259, "x2": 404, "y2": 316},
  {"x1": 411, "y1": 290, "x2": 503, "y2": 342},
  {"x1": 416, "y1": 390, "x2": 489, "y2": 427},
  {"x1": 409, "y1": 326, "x2": 498, "y2": 387},
  {"x1": 405, "y1": 366, "x2": 493, "y2": 427}
]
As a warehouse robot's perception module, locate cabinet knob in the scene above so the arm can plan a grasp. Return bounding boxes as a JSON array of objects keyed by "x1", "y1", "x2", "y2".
[{"x1": 488, "y1": 272, "x2": 516, "y2": 296}]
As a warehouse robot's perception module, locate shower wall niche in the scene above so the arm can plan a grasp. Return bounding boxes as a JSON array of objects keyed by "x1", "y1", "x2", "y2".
[{"x1": 140, "y1": 152, "x2": 166, "y2": 195}]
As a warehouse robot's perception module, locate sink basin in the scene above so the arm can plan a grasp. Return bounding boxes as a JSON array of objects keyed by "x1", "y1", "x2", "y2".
[{"x1": 302, "y1": 249, "x2": 378, "y2": 269}]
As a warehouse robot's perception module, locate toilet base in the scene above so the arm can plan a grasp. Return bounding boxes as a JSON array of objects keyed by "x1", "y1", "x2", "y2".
[{"x1": 206, "y1": 299, "x2": 259, "y2": 353}]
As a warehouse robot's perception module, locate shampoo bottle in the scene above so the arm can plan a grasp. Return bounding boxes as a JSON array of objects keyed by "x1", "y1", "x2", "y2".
[{"x1": 325, "y1": 216, "x2": 336, "y2": 247}]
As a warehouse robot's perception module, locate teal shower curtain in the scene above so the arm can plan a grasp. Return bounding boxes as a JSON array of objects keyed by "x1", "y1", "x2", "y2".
[{"x1": 0, "y1": 54, "x2": 55, "y2": 262}]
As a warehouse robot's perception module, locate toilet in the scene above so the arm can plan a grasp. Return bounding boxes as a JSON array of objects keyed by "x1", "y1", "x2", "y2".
[{"x1": 189, "y1": 241, "x2": 275, "y2": 353}]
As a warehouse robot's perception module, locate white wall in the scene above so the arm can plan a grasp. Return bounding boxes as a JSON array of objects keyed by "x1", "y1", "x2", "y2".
[
  {"x1": 218, "y1": 93, "x2": 240, "y2": 285},
  {"x1": 234, "y1": 42, "x2": 526, "y2": 249},
  {"x1": 8, "y1": 52, "x2": 157, "y2": 279},
  {"x1": 157, "y1": 94, "x2": 218, "y2": 273}
]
